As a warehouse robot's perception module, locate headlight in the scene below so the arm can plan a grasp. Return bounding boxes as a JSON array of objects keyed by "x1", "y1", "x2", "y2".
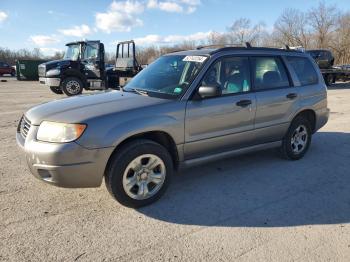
[
  {"x1": 37, "y1": 121, "x2": 86, "y2": 143},
  {"x1": 46, "y1": 68, "x2": 60, "y2": 77}
]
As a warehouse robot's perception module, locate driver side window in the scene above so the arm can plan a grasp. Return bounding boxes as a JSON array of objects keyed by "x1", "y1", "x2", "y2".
[
  {"x1": 201, "y1": 56, "x2": 251, "y2": 95},
  {"x1": 83, "y1": 44, "x2": 99, "y2": 60}
]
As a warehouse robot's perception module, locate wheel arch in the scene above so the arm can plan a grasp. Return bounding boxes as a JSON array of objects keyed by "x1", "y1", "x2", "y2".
[
  {"x1": 61, "y1": 69, "x2": 87, "y2": 88},
  {"x1": 292, "y1": 109, "x2": 316, "y2": 133},
  {"x1": 105, "y1": 131, "x2": 180, "y2": 175}
]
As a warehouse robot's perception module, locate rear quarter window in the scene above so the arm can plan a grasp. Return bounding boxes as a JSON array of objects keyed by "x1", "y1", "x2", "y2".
[{"x1": 286, "y1": 56, "x2": 319, "y2": 86}]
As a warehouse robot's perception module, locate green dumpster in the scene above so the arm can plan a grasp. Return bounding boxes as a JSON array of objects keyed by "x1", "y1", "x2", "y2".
[{"x1": 16, "y1": 59, "x2": 48, "y2": 81}]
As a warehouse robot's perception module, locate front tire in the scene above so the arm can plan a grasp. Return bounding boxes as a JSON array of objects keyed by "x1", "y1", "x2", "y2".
[
  {"x1": 105, "y1": 139, "x2": 173, "y2": 208},
  {"x1": 61, "y1": 77, "x2": 83, "y2": 96},
  {"x1": 49, "y1": 86, "x2": 63, "y2": 94},
  {"x1": 280, "y1": 116, "x2": 312, "y2": 160}
]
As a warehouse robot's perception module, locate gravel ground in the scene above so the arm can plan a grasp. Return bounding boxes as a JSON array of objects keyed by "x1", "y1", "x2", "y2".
[{"x1": 1, "y1": 77, "x2": 350, "y2": 262}]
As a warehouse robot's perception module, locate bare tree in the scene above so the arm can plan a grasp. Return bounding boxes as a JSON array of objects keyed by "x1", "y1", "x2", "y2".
[
  {"x1": 51, "y1": 51, "x2": 64, "y2": 60},
  {"x1": 308, "y1": 1, "x2": 338, "y2": 48},
  {"x1": 207, "y1": 31, "x2": 228, "y2": 45},
  {"x1": 329, "y1": 12, "x2": 350, "y2": 65},
  {"x1": 274, "y1": 8, "x2": 310, "y2": 48},
  {"x1": 227, "y1": 18, "x2": 265, "y2": 46}
]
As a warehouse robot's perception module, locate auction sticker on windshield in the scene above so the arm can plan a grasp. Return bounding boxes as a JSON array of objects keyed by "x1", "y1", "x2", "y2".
[{"x1": 183, "y1": 56, "x2": 207, "y2": 63}]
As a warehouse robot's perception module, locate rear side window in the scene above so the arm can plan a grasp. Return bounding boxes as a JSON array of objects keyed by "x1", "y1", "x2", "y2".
[
  {"x1": 251, "y1": 57, "x2": 290, "y2": 90},
  {"x1": 286, "y1": 56, "x2": 318, "y2": 86}
]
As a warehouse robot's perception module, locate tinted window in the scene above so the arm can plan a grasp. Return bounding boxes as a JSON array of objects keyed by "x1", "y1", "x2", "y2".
[
  {"x1": 201, "y1": 57, "x2": 251, "y2": 95},
  {"x1": 251, "y1": 57, "x2": 290, "y2": 90},
  {"x1": 286, "y1": 56, "x2": 318, "y2": 86}
]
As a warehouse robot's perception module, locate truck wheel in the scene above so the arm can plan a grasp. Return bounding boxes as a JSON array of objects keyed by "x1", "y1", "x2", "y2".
[
  {"x1": 280, "y1": 116, "x2": 312, "y2": 160},
  {"x1": 49, "y1": 86, "x2": 63, "y2": 94},
  {"x1": 61, "y1": 77, "x2": 83, "y2": 96},
  {"x1": 324, "y1": 74, "x2": 333, "y2": 86},
  {"x1": 105, "y1": 139, "x2": 173, "y2": 208}
]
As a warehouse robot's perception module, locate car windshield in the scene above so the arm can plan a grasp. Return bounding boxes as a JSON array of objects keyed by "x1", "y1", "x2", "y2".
[
  {"x1": 64, "y1": 44, "x2": 80, "y2": 61},
  {"x1": 124, "y1": 55, "x2": 208, "y2": 99},
  {"x1": 306, "y1": 51, "x2": 320, "y2": 58}
]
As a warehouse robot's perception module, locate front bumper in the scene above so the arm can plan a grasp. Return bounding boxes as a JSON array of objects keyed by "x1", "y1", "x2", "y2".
[
  {"x1": 39, "y1": 77, "x2": 61, "y2": 87},
  {"x1": 16, "y1": 125, "x2": 114, "y2": 188}
]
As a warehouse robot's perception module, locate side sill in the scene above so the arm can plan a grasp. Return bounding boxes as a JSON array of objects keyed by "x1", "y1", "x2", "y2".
[{"x1": 179, "y1": 141, "x2": 282, "y2": 169}]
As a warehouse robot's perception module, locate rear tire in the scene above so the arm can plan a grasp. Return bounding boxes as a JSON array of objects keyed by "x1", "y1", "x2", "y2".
[
  {"x1": 280, "y1": 116, "x2": 312, "y2": 160},
  {"x1": 49, "y1": 86, "x2": 63, "y2": 94},
  {"x1": 105, "y1": 139, "x2": 173, "y2": 208},
  {"x1": 324, "y1": 74, "x2": 333, "y2": 86},
  {"x1": 61, "y1": 77, "x2": 83, "y2": 96}
]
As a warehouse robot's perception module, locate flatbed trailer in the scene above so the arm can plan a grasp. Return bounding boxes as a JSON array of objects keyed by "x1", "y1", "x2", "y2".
[{"x1": 321, "y1": 67, "x2": 350, "y2": 86}]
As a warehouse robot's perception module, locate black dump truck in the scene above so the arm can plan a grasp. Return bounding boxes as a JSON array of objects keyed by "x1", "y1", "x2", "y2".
[
  {"x1": 306, "y1": 49, "x2": 350, "y2": 86},
  {"x1": 38, "y1": 40, "x2": 142, "y2": 96}
]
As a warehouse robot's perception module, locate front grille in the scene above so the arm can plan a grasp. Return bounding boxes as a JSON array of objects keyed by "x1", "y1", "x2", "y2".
[
  {"x1": 38, "y1": 64, "x2": 46, "y2": 77},
  {"x1": 18, "y1": 116, "x2": 31, "y2": 139}
]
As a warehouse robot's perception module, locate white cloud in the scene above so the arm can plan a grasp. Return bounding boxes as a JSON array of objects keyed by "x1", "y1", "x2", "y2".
[
  {"x1": 110, "y1": 0, "x2": 144, "y2": 14},
  {"x1": 39, "y1": 47, "x2": 63, "y2": 56},
  {"x1": 0, "y1": 11, "x2": 8, "y2": 23},
  {"x1": 59, "y1": 24, "x2": 92, "y2": 37},
  {"x1": 158, "y1": 2, "x2": 183, "y2": 12},
  {"x1": 95, "y1": 1, "x2": 144, "y2": 33},
  {"x1": 30, "y1": 35, "x2": 59, "y2": 46},
  {"x1": 96, "y1": 12, "x2": 143, "y2": 33},
  {"x1": 147, "y1": 0, "x2": 200, "y2": 13},
  {"x1": 130, "y1": 31, "x2": 212, "y2": 46}
]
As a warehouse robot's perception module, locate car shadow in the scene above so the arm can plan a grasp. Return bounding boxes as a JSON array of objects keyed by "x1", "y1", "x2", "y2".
[
  {"x1": 327, "y1": 81, "x2": 350, "y2": 90},
  {"x1": 138, "y1": 132, "x2": 350, "y2": 227}
]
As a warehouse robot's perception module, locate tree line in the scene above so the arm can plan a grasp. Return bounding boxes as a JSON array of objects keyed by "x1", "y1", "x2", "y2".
[
  {"x1": 1, "y1": 1, "x2": 349, "y2": 66},
  {"x1": 135, "y1": 2, "x2": 350, "y2": 65}
]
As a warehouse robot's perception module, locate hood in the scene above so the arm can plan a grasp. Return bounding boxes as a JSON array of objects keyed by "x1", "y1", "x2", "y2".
[
  {"x1": 25, "y1": 91, "x2": 168, "y2": 125},
  {"x1": 40, "y1": 59, "x2": 72, "y2": 70}
]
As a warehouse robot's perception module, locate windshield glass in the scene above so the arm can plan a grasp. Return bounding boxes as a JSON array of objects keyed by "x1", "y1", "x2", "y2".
[
  {"x1": 306, "y1": 51, "x2": 320, "y2": 58},
  {"x1": 64, "y1": 44, "x2": 80, "y2": 61},
  {"x1": 124, "y1": 55, "x2": 208, "y2": 99}
]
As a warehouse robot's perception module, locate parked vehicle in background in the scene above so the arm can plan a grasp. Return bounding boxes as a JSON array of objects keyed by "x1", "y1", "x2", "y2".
[
  {"x1": 17, "y1": 44, "x2": 329, "y2": 207},
  {"x1": 38, "y1": 40, "x2": 143, "y2": 96},
  {"x1": 0, "y1": 61, "x2": 15, "y2": 76},
  {"x1": 306, "y1": 49, "x2": 350, "y2": 85},
  {"x1": 306, "y1": 49, "x2": 334, "y2": 69},
  {"x1": 16, "y1": 59, "x2": 48, "y2": 80}
]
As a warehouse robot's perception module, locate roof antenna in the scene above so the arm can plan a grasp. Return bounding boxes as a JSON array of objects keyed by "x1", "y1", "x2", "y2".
[{"x1": 245, "y1": 42, "x2": 252, "y2": 48}]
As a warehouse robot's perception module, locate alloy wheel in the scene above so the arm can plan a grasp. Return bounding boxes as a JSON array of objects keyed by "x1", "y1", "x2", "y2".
[{"x1": 122, "y1": 154, "x2": 166, "y2": 200}]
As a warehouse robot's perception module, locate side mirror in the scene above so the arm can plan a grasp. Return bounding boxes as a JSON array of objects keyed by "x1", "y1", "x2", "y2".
[{"x1": 197, "y1": 85, "x2": 221, "y2": 99}]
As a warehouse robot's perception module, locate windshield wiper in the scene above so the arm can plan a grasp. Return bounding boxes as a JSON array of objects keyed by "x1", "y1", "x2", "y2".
[{"x1": 125, "y1": 88, "x2": 149, "y2": 96}]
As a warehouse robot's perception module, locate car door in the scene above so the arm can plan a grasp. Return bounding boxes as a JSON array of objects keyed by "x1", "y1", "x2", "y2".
[
  {"x1": 81, "y1": 42, "x2": 102, "y2": 79},
  {"x1": 184, "y1": 56, "x2": 257, "y2": 160},
  {"x1": 252, "y1": 56, "x2": 299, "y2": 144}
]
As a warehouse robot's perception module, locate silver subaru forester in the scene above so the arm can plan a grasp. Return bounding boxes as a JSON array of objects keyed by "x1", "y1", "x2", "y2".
[{"x1": 17, "y1": 46, "x2": 329, "y2": 207}]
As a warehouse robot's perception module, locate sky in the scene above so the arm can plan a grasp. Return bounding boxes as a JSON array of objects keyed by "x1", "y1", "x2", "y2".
[{"x1": 0, "y1": 0, "x2": 349, "y2": 55}]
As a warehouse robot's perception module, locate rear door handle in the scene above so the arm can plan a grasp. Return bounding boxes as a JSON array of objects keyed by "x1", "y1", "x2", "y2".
[
  {"x1": 286, "y1": 93, "x2": 298, "y2": 99},
  {"x1": 236, "y1": 100, "x2": 252, "y2": 107}
]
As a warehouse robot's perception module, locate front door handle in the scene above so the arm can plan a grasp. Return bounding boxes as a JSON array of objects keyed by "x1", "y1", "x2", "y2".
[
  {"x1": 286, "y1": 93, "x2": 298, "y2": 99},
  {"x1": 236, "y1": 99, "x2": 252, "y2": 107}
]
